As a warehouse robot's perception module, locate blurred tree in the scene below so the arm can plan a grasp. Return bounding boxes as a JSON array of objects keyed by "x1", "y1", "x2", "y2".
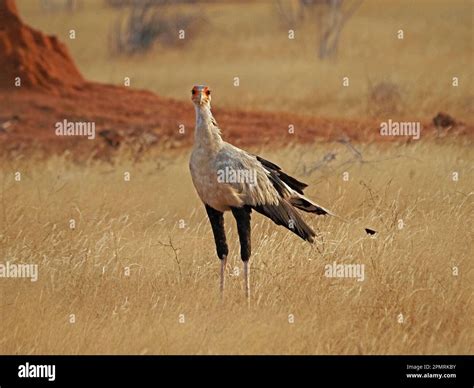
[
  {"x1": 109, "y1": 0, "x2": 203, "y2": 55},
  {"x1": 277, "y1": 0, "x2": 363, "y2": 60},
  {"x1": 316, "y1": 0, "x2": 363, "y2": 59}
]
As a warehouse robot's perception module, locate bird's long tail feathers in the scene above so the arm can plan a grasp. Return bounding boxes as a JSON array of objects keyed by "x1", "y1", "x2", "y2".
[
  {"x1": 252, "y1": 200, "x2": 316, "y2": 243},
  {"x1": 289, "y1": 194, "x2": 335, "y2": 216},
  {"x1": 289, "y1": 193, "x2": 377, "y2": 236}
]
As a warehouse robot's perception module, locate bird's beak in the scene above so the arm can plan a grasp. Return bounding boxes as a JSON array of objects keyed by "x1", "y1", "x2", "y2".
[{"x1": 192, "y1": 92, "x2": 203, "y2": 105}]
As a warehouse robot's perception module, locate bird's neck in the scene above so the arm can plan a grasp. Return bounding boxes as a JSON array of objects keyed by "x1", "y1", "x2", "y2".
[{"x1": 194, "y1": 104, "x2": 223, "y2": 149}]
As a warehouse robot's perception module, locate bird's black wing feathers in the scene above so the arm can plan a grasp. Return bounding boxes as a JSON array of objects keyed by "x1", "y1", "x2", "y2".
[
  {"x1": 251, "y1": 155, "x2": 316, "y2": 242},
  {"x1": 256, "y1": 155, "x2": 308, "y2": 195},
  {"x1": 252, "y1": 201, "x2": 316, "y2": 243},
  {"x1": 255, "y1": 156, "x2": 281, "y2": 171}
]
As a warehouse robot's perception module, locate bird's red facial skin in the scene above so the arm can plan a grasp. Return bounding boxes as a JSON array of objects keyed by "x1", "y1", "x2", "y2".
[
  {"x1": 191, "y1": 86, "x2": 200, "y2": 103},
  {"x1": 191, "y1": 85, "x2": 211, "y2": 104}
]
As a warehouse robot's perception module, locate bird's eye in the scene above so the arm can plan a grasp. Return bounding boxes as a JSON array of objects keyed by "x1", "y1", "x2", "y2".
[
  {"x1": 206, "y1": 90, "x2": 211, "y2": 96},
  {"x1": 191, "y1": 89, "x2": 196, "y2": 95}
]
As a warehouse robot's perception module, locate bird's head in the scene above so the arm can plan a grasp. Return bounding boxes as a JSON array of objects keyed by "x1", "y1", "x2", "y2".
[{"x1": 191, "y1": 85, "x2": 211, "y2": 106}]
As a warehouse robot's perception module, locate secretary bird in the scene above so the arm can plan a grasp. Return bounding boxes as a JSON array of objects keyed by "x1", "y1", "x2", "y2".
[{"x1": 189, "y1": 85, "x2": 374, "y2": 299}]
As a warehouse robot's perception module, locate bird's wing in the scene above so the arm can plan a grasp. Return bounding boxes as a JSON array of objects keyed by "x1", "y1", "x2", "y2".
[
  {"x1": 214, "y1": 143, "x2": 281, "y2": 207},
  {"x1": 214, "y1": 144, "x2": 324, "y2": 242},
  {"x1": 255, "y1": 155, "x2": 308, "y2": 194},
  {"x1": 255, "y1": 155, "x2": 334, "y2": 216}
]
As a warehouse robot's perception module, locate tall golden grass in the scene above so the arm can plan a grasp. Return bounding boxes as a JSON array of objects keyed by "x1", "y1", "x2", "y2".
[{"x1": 0, "y1": 139, "x2": 472, "y2": 354}]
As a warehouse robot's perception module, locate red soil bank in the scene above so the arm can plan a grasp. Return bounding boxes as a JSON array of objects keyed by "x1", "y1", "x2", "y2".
[{"x1": 0, "y1": 0, "x2": 84, "y2": 91}]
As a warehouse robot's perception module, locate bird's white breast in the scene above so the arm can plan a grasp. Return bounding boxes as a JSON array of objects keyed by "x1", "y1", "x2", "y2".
[{"x1": 189, "y1": 145, "x2": 244, "y2": 212}]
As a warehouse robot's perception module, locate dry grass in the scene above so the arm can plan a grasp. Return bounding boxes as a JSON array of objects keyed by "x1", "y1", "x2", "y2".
[
  {"x1": 0, "y1": 139, "x2": 472, "y2": 354},
  {"x1": 17, "y1": 0, "x2": 473, "y2": 120}
]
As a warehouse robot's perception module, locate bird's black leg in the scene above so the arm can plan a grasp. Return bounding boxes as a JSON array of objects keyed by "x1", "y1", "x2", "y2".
[
  {"x1": 205, "y1": 204, "x2": 228, "y2": 294},
  {"x1": 231, "y1": 206, "x2": 252, "y2": 299}
]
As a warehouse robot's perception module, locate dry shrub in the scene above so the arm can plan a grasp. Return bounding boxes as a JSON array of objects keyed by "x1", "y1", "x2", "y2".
[
  {"x1": 367, "y1": 80, "x2": 403, "y2": 118},
  {"x1": 109, "y1": 0, "x2": 203, "y2": 55}
]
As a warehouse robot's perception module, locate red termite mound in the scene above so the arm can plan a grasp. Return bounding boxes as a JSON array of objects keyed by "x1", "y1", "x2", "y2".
[{"x1": 0, "y1": 0, "x2": 84, "y2": 91}]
